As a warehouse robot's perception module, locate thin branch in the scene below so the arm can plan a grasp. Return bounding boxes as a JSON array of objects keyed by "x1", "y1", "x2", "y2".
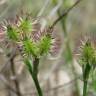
[
  {"x1": 50, "y1": 0, "x2": 82, "y2": 29},
  {"x1": 10, "y1": 54, "x2": 21, "y2": 96},
  {"x1": 0, "y1": 74, "x2": 22, "y2": 96},
  {"x1": 0, "y1": 47, "x2": 17, "y2": 73},
  {"x1": 0, "y1": 46, "x2": 23, "y2": 96}
]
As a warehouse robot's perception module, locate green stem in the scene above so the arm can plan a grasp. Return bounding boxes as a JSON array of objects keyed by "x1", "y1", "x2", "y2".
[
  {"x1": 25, "y1": 57, "x2": 43, "y2": 96},
  {"x1": 32, "y1": 57, "x2": 43, "y2": 96},
  {"x1": 32, "y1": 75, "x2": 43, "y2": 96},
  {"x1": 57, "y1": 10, "x2": 67, "y2": 36},
  {"x1": 82, "y1": 64, "x2": 91, "y2": 96},
  {"x1": 83, "y1": 80, "x2": 88, "y2": 96},
  {"x1": 57, "y1": 7, "x2": 80, "y2": 96},
  {"x1": 52, "y1": 1, "x2": 80, "y2": 95}
]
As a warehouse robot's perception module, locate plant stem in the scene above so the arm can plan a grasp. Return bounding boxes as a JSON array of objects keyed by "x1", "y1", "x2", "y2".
[
  {"x1": 50, "y1": 0, "x2": 82, "y2": 29},
  {"x1": 25, "y1": 57, "x2": 43, "y2": 96},
  {"x1": 57, "y1": 10, "x2": 67, "y2": 36},
  {"x1": 83, "y1": 64, "x2": 91, "y2": 96},
  {"x1": 53, "y1": 2, "x2": 80, "y2": 95},
  {"x1": 83, "y1": 80, "x2": 88, "y2": 96},
  {"x1": 32, "y1": 75, "x2": 43, "y2": 96},
  {"x1": 32, "y1": 57, "x2": 43, "y2": 96}
]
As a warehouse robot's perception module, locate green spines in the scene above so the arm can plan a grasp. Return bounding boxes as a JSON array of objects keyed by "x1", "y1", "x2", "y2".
[
  {"x1": 80, "y1": 41, "x2": 96, "y2": 66},
  {"x1": 7, "y1": 25, "x2": 18, "y2": 41},
  {"x1": 6, "y1": 16, "x2": 52, "y2": 58},
  {"x1": 23, "y1": 35, "x2": 52, "y2": 57},
  {"x1": 80, "y1": 40, "x2": 96, "y2": 96},
  {"x1": 23, "y1": 39, "x2": 38, "y2": 57},
  {"x1": 19, "y1": 18, "x2": 32, "y2": 32},
  {"x1": 39, "y1": 35, "x2": 51, "y2": 55}
]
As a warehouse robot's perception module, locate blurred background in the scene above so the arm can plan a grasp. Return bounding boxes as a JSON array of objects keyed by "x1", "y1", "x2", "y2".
[{"x1": 0, "y1": 0, "x2": 96, "y2": 96}]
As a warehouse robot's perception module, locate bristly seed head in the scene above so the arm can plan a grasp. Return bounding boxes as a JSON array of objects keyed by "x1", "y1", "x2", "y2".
[
  {"x1": 0, "y1": 14, "x2": 62, "y2": 59},
  {"x1": 79, "y1": 39, "x2": 96, "y2": 67}
]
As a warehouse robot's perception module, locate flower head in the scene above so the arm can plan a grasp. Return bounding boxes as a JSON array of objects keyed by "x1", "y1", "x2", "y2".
[
  {"x1": 79, "y1": 40, "x2": 96, "y2": 67},
  {"x1": 0, "y1": 14, "x2": 63, "y2": 59}
]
